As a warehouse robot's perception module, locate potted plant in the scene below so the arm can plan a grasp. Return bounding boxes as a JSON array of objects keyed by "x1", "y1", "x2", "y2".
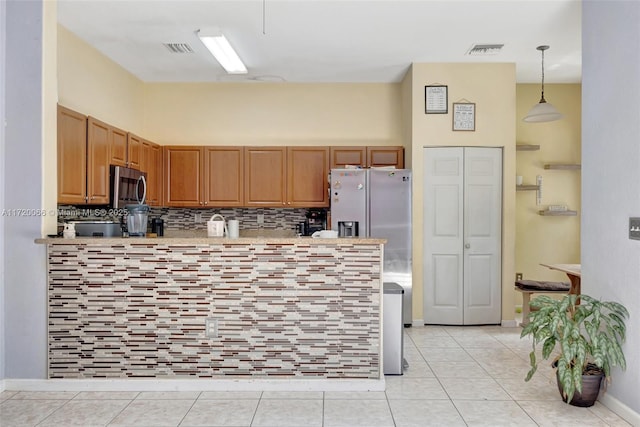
[{"x1": 520, "y1": 293, "x2": 628, "y2": 407}]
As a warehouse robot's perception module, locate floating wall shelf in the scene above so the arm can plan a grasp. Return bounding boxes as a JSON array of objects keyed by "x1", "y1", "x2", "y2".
[
  {"x1": 516, "y1": 144, "x2": 540, "y2": 151},
  {"x1": 516, "y1": 185, "x2": 540, "y2": 191},
  {"x1": 544, "y1": 163, "x2": 581, "y2": 170},
  {"x1": 539, "y1": 210, "x2": 578, "y2": 216}
]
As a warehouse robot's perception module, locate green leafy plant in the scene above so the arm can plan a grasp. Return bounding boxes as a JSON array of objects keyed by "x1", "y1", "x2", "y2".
[{"x1": 520, "y1": 293, "x2": 628, "y2": 403}]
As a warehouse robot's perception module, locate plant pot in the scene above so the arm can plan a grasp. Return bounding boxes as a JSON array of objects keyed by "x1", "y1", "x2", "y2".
[{"x1": 554, "y1": 362, "x2": 604, "y2": 407}]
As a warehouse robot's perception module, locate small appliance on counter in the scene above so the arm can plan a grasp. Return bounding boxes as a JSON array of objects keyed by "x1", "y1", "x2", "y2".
[
  {"x1": 304, "y1": 209, "x2": 327, "y2": 236},
  {"x1": 72, "y1": 220, "x2": 122, "y2": 237},
  {"x1": 125, "y1": 204, "x2": 150, "y2": 237},
  {"x1": 150, "y1": 218, "x2": 164, "y2": 237}
]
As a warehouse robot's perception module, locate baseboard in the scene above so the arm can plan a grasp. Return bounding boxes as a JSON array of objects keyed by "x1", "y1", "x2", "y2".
[
  {"x1": 412, "y1": 319, "x2": 424, "y2": 326},
  {"x1": 3, "y1": 378, "x2": 386, "y2": 392},
  {"x1": 599, "y1": 392, "x2": 640, "y2": 426},
  {"x1": 0, "y1": 379, "x2": 5, "y2": 392},
  {"x1": 501, "y1": 319, "x2": 518, "y2": 328}
]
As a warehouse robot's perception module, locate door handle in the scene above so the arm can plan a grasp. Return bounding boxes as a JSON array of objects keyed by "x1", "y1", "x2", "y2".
[{"x1": 465, "y1": 243, "x2": 471, "y2": 249}]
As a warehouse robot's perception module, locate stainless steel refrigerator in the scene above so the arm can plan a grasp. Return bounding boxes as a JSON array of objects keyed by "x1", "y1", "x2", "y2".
[{"x1": 330, "y1": 168, "x2": 413, "y2": 326}]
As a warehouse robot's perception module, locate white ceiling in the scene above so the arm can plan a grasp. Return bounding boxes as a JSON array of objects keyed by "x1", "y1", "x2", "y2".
[{"x1": 57, "y1": 0, "x2": 582, "y2": 84}]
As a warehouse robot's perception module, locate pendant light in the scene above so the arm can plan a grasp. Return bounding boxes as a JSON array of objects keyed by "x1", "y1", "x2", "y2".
[{"x1": 523, "y1": 45, "x2": 563, "y2": 123}]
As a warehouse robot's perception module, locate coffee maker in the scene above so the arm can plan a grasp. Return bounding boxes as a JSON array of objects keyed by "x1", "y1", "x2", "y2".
[{"x1": 304, "y1": 209, "x2": 327, "y2": 236}]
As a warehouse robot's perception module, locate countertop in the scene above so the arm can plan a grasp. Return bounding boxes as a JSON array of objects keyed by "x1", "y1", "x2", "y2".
[{"x1": 35, "y1": 236, "x2": 386, "y2": 245}]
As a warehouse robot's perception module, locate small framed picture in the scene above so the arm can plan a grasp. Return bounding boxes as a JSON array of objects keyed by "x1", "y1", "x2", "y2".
[
  {"x1": 452, "y1": 102, "x2": 475, "y2": 131},
  {"x1": 425, "y1": 85, "x2": 448, "y2": 114}
]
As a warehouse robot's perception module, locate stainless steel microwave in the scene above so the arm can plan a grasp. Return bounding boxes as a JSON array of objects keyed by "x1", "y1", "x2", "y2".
[{"x1": 110, "y1": 165, "x2": 147, "y2": 208}]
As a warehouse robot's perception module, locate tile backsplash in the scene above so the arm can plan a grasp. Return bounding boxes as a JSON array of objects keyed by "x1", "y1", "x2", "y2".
[{"x1": 58, "y1": 205, "x2": 324, "y2": 233}]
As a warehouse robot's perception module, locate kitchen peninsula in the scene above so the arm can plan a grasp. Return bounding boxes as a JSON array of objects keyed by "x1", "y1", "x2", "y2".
[{"x1": 37, "y1": 236, "x2": 385, "y2": 389}]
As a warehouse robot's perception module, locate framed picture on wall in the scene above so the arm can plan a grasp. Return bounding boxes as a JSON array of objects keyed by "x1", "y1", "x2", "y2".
[
  {"x1": 452, "y1": 102, "x2": 475, "y2": 131},
  {"x1": 425, "y1": 85, "x2": 448, "y2": 114}
]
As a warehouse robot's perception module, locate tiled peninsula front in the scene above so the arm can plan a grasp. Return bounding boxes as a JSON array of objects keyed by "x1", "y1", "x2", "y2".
[{"x1": 37, "y1": 237, "x2": 384, "y2": 385}]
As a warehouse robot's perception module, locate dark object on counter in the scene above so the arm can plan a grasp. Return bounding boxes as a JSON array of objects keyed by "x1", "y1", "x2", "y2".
[
  {"x1": 305, "y1": 208, "x2": 327, "y2": 236},
  {"x1": 72, "y1": 221, "x2": 122, "y2": 237},
  {"x1": 151, "y1": 218, "x2": 164, "y2": 237},
  {"x1": 297, "y1": 221, "x2": 307, "y2": 236}
]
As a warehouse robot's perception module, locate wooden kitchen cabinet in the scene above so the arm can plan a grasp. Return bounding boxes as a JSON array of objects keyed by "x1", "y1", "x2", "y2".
[
  {"x1": 287, "y1": 147, "x2": 329, "y2": 207},
  {"x1": 204, "y1": 147, "x2": 244, "y2": 207},
  {"x1": 367, "y1": 146, "x2": 404, "y2": 168},
  {"x1": 330, "y1": 146, "x2": 366, "y2": 168},
  {"x1": 57, "y1": 105, "x2": 88, "y2": 205},
  {"x1": 330, "y1": 146, "x2": 404, "y2": 168},
  {"x1": 244, "y1": 147, "x2": 287, "y2": 207},
  {"x1": 164, "y1": 146, "x2": 243, "y2": 207},
  {"x1": 109, "y1": 126, "x2": 127, "y2": 167},
  {"x1": 163, "y1": 146, "x2": 203, "y2": 207},
  {"x1": 140, "y1": 139, "x2": 162, "y2": 206},
  {"x1": 244, "y1": 146, "x2": 329, "y2": 207},
  {"x1": 110, "y1": 127, "x2": 141, "y2": 169},
  {"x1": 86, "y1": 117, "x2": 111, "y2": 204},
  {"x1": 126, "y1": 133, "x2": 142, "y2": 169}
]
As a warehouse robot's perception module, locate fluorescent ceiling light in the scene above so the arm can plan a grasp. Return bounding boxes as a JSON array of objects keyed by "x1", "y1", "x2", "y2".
[{"x1": 197, "y1": 31, "x2": 247, "y2": 74}]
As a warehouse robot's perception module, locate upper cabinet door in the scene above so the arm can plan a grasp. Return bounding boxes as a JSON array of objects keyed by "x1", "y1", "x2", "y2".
[
  {"x1": 57, "y1": 105, "x2": 88, "y2": 205},
  {"x1": 204, "y1": 147, "x2": 244, "y2": 207},
  {"x1": 163, "y1": 146, "x2": 203, "y2": 207},
  {"x1": 86, "y1": 117, "x2": 111, "y2": 204},
  {"x1": 330, "y1": 146, "x2": 366, "y2": 169},
  {"x1": 244, "y1": 147, "x2": 286, "y2": 207},
  {"x1": 367, "y1": 146, "x2": 405, "y2": 168},
  {"x1": 287, "y1": 147, "x2": 329, "y2": 207},
  {"x1": 141, "y1": 139, "x2": 161, "y2": 206},
  {"x1": 110, "y1": 126, "x2": 128, "y2": 167},
  {"x1": 127, "y1": 133, "x2": 142, "y2": 169}
]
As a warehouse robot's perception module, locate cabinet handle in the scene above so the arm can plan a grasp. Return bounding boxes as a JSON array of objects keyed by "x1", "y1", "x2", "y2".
[{"x1": 204, "y1": 202, "x2": 208, "y2": 205}]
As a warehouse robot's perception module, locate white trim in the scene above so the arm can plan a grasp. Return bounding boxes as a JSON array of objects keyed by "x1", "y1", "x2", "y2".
[
  {"x1": 412, "y1": 319, "x2": 424, "y2": 326},
  {"x1": 3, "y1": 378, "x2": 386, "y2": 392},
  {"x1": 0, "y1": 380, "x2": 5, "y2": 392},
  {"x1": 501, "y1": 319, "x2": 518, "y2": 328},
  {"x1": 598, "y1": 392, "x2": 640, "y2": 426}
]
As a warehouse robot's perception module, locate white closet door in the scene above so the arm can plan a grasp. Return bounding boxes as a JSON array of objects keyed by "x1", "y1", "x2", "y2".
[
  {"x1": 423, "y1": 147, "x2": 464, "y2": 325},
  {"x1": 463, "y1": 147, "x2": 502, "y2": 324},
  {"x1": 423, "y1": 147, "x2": 502, "y2": 325}
]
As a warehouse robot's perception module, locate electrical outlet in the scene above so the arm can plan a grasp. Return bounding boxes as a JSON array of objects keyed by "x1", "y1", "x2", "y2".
[
  {"x1": 205, "y1": 318, "x2": 218, "y2": 338},
  {"x1": 195, "y1": 213, "x2": 202, "y2": 223},
  {"x1": 630, "y1": 217, "x2": 640, "y2": 240},
  {"x1": 516, "y1": 273, "x2": 523, "y2": 281},
  {"x1": 257, "y1": 213, "x2": 264, "y2": 224}
]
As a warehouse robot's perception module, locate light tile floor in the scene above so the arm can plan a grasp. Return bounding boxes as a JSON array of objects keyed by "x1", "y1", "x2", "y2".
[{"x1": 0, "y1": 325, "x2": 632, "y2": 426}]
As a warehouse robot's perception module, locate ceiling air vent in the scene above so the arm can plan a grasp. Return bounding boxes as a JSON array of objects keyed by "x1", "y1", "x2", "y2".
[
  {"x1": 163, "y1": 43, "x2": 194, "y2": 54},
  {"x1": 466, "y1": 44, "x2": 504, "y2": 56}
]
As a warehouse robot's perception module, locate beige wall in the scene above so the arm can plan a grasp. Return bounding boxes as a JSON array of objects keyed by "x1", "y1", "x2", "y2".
[
  {"x1": 407, "y1": 63, "x2": 517, "y2": 322},
  {"x1": 142, "y1": 83, "x2": 403, "y2": 147},
  {"x1": 57, "y1": 25, "x2": 144, "y2": 135},
  {"x1": 515, "y1": 84, "x2": 581, "y2": 289}
]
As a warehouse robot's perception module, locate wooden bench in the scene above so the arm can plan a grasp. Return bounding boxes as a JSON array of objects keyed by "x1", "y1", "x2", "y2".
[{"x1": 515, "y1": 279, "x2": 571, "y2": 326}]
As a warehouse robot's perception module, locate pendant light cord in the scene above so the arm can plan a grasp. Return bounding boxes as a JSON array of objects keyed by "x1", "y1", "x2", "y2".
[
  {"x1": 263, "y1": 0, "x2": 266, "y2": 34},
  {"x1": 538, "y1": 45, "x2": 549, "y2": 103},
  {"x1": 540, "y1": 48, "x2": 546, "y2": 102}
]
